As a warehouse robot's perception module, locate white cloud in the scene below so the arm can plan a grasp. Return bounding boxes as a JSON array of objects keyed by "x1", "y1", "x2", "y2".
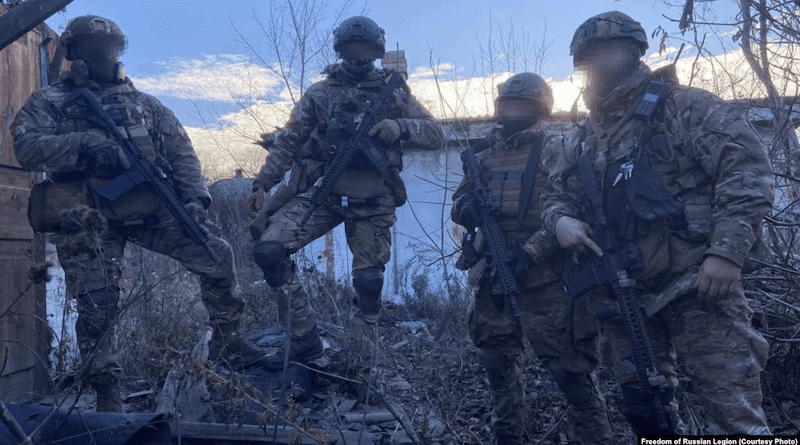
[
  {"x1": 131, "y1": 54, "x2": 287, "y2": 103},
  {"x1": 163, "y1": 44, "x2": 798, "y2": 179}
]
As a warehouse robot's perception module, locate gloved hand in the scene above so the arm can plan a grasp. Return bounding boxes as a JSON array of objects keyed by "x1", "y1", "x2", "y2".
[
  {"x1": 246, "y1": 182, "x2": 267, "y2": 219},
  {"x1": 554, "y1": 215, "x2": 603, "y2": 257},
  {"x1": 184, "y1": 198, "x2": 206, "y2": 225},
  {"x1": 697, "y1": 254, "x2": 741, "y2": 302},
  {"x1": 82, "y1": 134, "x2": 131, "y2": 177},
  {"x1": 455, "y1": 195, "x2": 482, "y2": 229},
  {"x1": 368, "y1": 119, "x2": 402, "y2": 144},
  {"x1": 507, "y1": 248, "x2": 535, "y2": 279}
]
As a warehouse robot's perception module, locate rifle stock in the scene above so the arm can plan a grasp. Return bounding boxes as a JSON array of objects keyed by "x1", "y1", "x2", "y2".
[{"x1": 63, "y1": 87, "x2": 220, "y2": 263}]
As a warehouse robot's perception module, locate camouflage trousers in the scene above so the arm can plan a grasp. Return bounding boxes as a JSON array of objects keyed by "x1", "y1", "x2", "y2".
[
  {"x1": 260, "y1": 194, "x2": 396, "y2": 339},
  {"x1": 469, "y1": 277, "x2": 612, "y2": 444},
  {"x1": 589, "y1": 282, "x2": 771, "y2": 435},
  {"x1": 55, "y1": 205, "x2": 242, "y2": 381}
]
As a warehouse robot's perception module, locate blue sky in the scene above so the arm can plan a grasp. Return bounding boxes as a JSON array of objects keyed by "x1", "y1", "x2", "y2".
[
  {"x1": 45, "y1": 1, "x2": 740, "y2": 125},
  {"x1": 41, "y1": 1, "x2": 751, "y2": 179}
]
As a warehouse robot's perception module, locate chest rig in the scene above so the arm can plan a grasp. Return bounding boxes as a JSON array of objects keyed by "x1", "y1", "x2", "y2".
[
  {"x1": 315, "y1": 75, "x2": 403, "y2": 170},
  {"x1": 478, "y1": 131, "x2": 546, "y2": 236},
  {"x1": 588, "y1": 77, "x2": 712, "y2": 245},
  {"x1": 60, "y1": 82, "x2": 168, "y2": 172}
]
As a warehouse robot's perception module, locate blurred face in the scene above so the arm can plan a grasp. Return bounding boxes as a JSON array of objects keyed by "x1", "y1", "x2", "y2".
[
  {"x1": 573, "y1": 39, "x2": 640, "y2": 102},
  {"x1": 496, "y1": 98, "x2": 539, "y2": 138},
  {"x1": 338, "y1": 41, "x2": 379, "y2": 79},
  {"x1": 74, "y1": 36, "x2": 123, "y2": 83}
]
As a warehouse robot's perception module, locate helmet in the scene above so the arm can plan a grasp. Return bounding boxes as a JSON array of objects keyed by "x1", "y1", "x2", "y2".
[
  {"x1": 60, "y1": 15, "x2": 126, "y2": 61},
  {"x1": 333, "y1": 16, "x2": 386, "y2": 60},
  {"x1": 497, "y1": 72, "x2": 554, "y2": 117},
  {"x1": 570, "y1": 11, "x2": 648, "y2": 61}
]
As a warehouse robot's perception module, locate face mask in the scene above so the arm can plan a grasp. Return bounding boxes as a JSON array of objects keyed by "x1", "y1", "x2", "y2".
[
  {"x1": 498, "y1": 118, "x2": 534, "y2": 138},
  {"x1": 341, "y1": 58, "x2": 376, "y2": 79}
]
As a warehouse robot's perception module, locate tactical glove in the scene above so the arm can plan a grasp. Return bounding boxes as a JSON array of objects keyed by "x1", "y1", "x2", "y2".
[
  {"x1": 82, "y1": 134, "x2": 131, "y2": 177},
  {"x1": 368, "y1": 119, "x2": 402, "y2": 144},
  {"x1": 454, "y1": 195, "x2": 482, "y2": 230},
  {"x1": 246, "y1": 182, "x2": 267, "y2": 219},
  {"x1": 508, "y1": 248, "x2": 535, "y2": 279},
  {"x1": 184, "y1": 198, "x2": 207, "y2": 225}
]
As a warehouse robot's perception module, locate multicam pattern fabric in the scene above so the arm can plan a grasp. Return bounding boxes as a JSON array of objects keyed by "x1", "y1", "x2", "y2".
[
  {"x1": 542, "y1": 62, "x2": 774, "y2": 434},
  {"x1": 255, "y1": 63, "x2": 443, "y2": 339},
  {"x1": 13, "y1": 68, "x2": 243, "y2": 379},
  {"x1": 254, "y1": 63, "x2": 443, "y2": 191},
  {"x1": 452, "y1": 124, "x2": 612, "y2": 444}
]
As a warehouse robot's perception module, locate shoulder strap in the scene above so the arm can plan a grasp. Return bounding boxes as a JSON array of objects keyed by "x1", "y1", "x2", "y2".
[{"x1": 516, "y1": 132, "x2": 546, "y2": 231}]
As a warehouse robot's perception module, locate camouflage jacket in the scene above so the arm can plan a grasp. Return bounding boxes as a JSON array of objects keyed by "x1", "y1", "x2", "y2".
[
  {"x1": 543, "y1": 63, "x2": 775, "y2": 279},
  {"x1": 452, "y1": 123, "x2": 563, "y2": 289},
  {"x1": 253, "y1": 64, "x2": 443, "y2": 197},
  {"x1": 12, "y1": 65, "x2": 210, "y2": 206}
]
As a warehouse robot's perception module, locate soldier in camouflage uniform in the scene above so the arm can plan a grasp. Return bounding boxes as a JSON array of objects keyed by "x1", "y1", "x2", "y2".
[
  {"x1": 543, "y1": 11, "x2": 774, "y2": 435},
  {"x1": 12, "y1": 15, "x2": 265, "y2": 412},
  {"x1": 451, "y1": 73, "x2": 612, "y2": 445},
  {"x1": 246, "y1": 16, "x2": 443, "y2": 369}
]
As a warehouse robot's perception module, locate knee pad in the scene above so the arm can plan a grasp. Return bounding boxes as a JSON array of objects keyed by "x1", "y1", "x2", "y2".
[
  {"x1": 619, "y1": 386, "x2": 679, "y2": 435},
  {"x1": 252, "y1": 240, "x2": 290, "y2": 287},
  {"x1": 76, "y1": 290, "x2": 119, "y2": 336},
  {"x1": 352, "y1": 268, "x2": 383, "y2": 296},
  {"x1": 352, "y1": 268, "x2": 383, "y2": 315},
  {"x1": 478, "y1": 348, "x2": 518, "y2": 389},
  {"x1": 549, "y1": 370, "x2": 593, "y2": 408},
  {"x1": 478, "y1": 348, "x2": 516, "y2": 376}
]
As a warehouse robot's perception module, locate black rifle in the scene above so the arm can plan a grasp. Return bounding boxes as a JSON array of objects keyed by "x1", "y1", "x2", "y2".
[
  {"x1": 461, "y1": 144, "x2": 521, "y2": 318},
  {"x1": 63, "y1": 87, "x2": 220, "y2": 263},
  {"x1": 299, "y1": 72, "x2": 402, "y2": 226},
  {"x1": 561, "y1": 154, "x2": 670, "y2": 429}
]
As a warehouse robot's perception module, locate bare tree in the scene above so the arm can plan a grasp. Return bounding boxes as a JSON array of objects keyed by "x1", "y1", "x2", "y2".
[
  {"x1": 193, "y1": 0, "x2": 358, "y2": 180},
  {"x1": 657, "y1": 1, "x2": 800, "y2": 264}
]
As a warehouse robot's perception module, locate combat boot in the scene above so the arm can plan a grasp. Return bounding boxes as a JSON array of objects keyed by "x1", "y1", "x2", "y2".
[
  {"x1": 210, "y1": 322, "x2": 266, "y2": 369},
  {"x1": 92, "y1": 374, "x2": 122, "y2": 413},
  {"x1": 261, "y1": 329, "x2": 329, "y2": 370},
  {"x1": 349, "y1": 316, "x2": 377, "y2": 365}
]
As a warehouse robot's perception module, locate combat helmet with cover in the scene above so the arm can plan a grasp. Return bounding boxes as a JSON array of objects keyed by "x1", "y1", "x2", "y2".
[
  {"x1": 333, "y1": 16, "x2": 386, "y2": 60},
  {"x1": 496, "y1": 72, "x2": 554, "y2": 118},
  {"x1": 570, "y1": 11, "x2": 648, "y2": 63},
  {"x1": 60, "y1": 15, "x2": 126, "y2": 61}
]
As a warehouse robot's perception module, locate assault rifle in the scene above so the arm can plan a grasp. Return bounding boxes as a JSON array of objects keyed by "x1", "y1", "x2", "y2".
[
  {"x1": 63, "y1": 87, "x2": 220, "y2": 263},
  {"x1": 560, "y1": 154, "x2": 670, "y2": 429},
  {"x1": 461, "y1": 144, "x2": 521, "y2": 318},
  {"x1": 299, "y1": 72, "x2": 402, "y2": 226}
]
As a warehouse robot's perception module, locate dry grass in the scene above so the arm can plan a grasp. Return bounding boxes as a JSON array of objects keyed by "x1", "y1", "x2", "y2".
[{"x1": 32, "y1": 183, "x2": 800, "y2": 444}]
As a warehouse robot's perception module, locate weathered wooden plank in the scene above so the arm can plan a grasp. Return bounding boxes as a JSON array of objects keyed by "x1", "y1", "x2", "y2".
[
  {"x1": 0, "y1": 241, "x2": 48, "y2": 402},
  {"x1": 0, "y1": 4, "x2": 59, "y2": 401},
  {"x1": 0, "y1": 0, "x2": 75, "y2": 52},
  {"x1": 0, "y1": 183, "x2": 32, "y2": 240}
]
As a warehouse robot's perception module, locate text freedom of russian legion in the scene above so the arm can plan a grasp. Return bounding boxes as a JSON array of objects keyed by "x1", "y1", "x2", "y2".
[{"x1": 640, "y1": 438, "x2": 799, "y2": 445}]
